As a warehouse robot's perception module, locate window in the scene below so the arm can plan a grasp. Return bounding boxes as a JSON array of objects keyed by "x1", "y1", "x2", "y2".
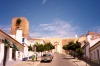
[{"x1": 22, "y1": 38, "x2": 25, "y2": 43}]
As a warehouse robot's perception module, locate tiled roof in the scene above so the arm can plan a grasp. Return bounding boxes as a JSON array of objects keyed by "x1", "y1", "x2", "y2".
[{"x1": 88, "y1": 32, "x2": 100, "y2": 36}]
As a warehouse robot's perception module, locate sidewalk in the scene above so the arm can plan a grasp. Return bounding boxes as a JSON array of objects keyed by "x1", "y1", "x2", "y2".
[
  {"x1": 11, "y1": 58, "x2": 41, "y2": 66},
  {"x1": 66, "y1": 55, "x2": 100, "y2": 66}
]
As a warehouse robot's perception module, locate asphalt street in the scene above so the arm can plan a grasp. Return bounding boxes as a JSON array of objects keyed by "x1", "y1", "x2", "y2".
[{"x1": 37, "y1": 53, "x2": 77, "y2": 66}]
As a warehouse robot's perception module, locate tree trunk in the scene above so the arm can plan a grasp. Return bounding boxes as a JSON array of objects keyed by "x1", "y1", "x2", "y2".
[
  {"x1": 41, "y1": 52, "x2": 42, "y2": 57},
  {"x1": 73, "y1": 51, "x2": 76, "y2": 59}
]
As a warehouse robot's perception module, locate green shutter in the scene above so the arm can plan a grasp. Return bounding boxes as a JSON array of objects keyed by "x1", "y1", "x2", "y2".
[
  {"x1": 5, "y1": 39, "x2": 10, "y2": 46},
  {"x1": 13, "y1": 44, "x2": 19, "y2": 51}
]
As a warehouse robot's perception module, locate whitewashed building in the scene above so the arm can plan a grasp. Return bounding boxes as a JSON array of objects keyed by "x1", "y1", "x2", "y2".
[
  {"x1": 10, "y1": 29, "x2": 30, "y2": 60},
  {"x1": 78, "y1": 32, "x2": 100, "y2": 64},
  {"x1": 90, "y1": 41, "x2": 100, "y2": 64},
  {"x1": 0, "y1": 29, "x2": 24, "y2": 66},
  {"x1": 0, "y1": 17, "x2": 33, "y2": 66}
]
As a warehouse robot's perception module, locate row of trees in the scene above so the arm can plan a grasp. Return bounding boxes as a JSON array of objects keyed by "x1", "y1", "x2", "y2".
[
  {"x1": 63, "y1": 41, "x2": 84, "y2": 58},
  {"x1": 28, "y1": 42, "x2": 55, "y2": 56}
]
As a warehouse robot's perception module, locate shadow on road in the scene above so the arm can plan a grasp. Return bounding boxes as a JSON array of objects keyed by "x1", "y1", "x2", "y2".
[
  {"x1": 40, "y1": 61, "x2": 51, "y2": 63},
  {"x1": 27, "y1": 60, "x2": 40, "y2": 62},
  {"x1": 63, "y1": 57, "x2": 74, "y2": 59}
]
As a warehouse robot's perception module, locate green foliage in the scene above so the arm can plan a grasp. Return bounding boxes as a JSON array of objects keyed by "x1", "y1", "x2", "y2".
[
  {"x1": 44, "y1": 42, "x2": 55, "y2": 51},
  {"x1": 63, "y1": 41, "x2": 76, "y2": 51},
  {"x1": 34, "y1": 42, "x2": 54, "y2": 52},
  {"x1": 28, "y1": 45, "x2": 32, "y2": 51},
  {"x1": 63, "y1": 41, "x2": 81, "y2": 51},
  {"x1": 36, "y1": 44, "x2": 44, "y2": 52},
  {"x1": 75, "y1": 41, "x2": 81, "y2": 48},
  {"x1": 76, "y1": 48, "x2": 84, "y2": 57},
  {"x1": 62, "y1": 41, "x2": 83, "y2": 57},
  {"x1": 62, "y1": 45, "x2": 68, "y2": 50},
  {"x1": 34, "y1": 42, "x2": 45, "y2": 52}
]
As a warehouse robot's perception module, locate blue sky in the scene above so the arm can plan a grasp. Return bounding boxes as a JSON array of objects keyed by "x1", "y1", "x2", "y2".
[{"x1": 0, "y1": 0, "x2": 100, "y2": 38}]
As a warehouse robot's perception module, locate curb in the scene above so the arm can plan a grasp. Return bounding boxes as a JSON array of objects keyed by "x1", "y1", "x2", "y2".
[{"x1": 70, "y1": 59, "x2": 80, "y2": 66}]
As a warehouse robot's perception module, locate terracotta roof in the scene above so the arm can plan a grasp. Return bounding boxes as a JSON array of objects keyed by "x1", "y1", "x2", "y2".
[
  {"x1": 79, "y1": 32, "x2": 100, "y2": 38},
  {"x1": 88, "y1": 32, "x2": 100, "y2": 36}
]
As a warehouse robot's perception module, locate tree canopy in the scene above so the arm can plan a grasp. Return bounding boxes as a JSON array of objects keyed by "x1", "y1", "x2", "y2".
[
  {"x1": 28, "y1": 45, "x2": 32, "y2": 51},
  {"x1": 44, "y1": 42, "x2": 55, "y2": 51},
  {"x1": 63, "y1": 41, "x2": 81, "y2": 51},
  {"x1": 34, "y1": 42, "x2": 55, "y2": 52},
  {"x1": 63, "y1": 41, "x2": 83, "y2": 57},
  {"x1": 36, "y1": 44, "x2": 44, "y2": 52}
]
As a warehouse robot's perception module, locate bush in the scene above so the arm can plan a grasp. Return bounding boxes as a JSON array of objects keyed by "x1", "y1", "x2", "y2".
[
  {"x1": 28, "y1": 45, "x2": 32, "y2": 51},
  {"x1": 76, "y1": 48, "x2": 84, "y2": 57}
]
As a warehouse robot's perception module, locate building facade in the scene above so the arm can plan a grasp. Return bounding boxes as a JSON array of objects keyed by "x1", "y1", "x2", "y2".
[
  {"x1": 90, "y1": 41, "x2": 100, "y2": 64},
  {"x1": 11, "y1": 17, "x2": 29, "y2": 38},
  {"x1": 78, "y1": 32, "x2": 100, "y2": 64},
  {"x1": 0, "y1": 29, "x2": 24, "y2": 66},
  {"x1": 0, "y1": 17, "x2": 31, "y2": 66}
]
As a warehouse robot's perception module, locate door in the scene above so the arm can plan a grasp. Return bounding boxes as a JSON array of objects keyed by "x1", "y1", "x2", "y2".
[
  {"x1": 12, "y1": 48, "x2": 16, "y2": 61},
  {"x1": 3, "y1": 46, "x2": 8, "y2": 66},
  {"x1": 97, "y1": 49, "x2": 100, "y2": 64}
]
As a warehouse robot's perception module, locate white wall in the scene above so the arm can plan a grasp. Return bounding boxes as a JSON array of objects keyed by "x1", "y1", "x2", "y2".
[
  {"x1": 10, "y1": 29, "x2": 30, "y2": 60},
  {"x1": 7, "y1": 48, "x2": 12, "y2": 61},
  {"x1": 90, "y1": 46, "x2": 100, "y2": 64},
  {"x1": 10, "y1": 35, "x2": 15, "y2": 39},
  {"x1": 86, "y1": 45, "x2": 90, "y2": 58},
  {"x1": 86, "y1": 34, "x2": 100, "y2": 59},
  {"x1": 15, "y1": 29, "x2": 22, "y2": 43},
  {"x1": 0, "y1": 43, "x2": 4, "y2": 64},
  {"x1": 23, "y1": 44, "x2": 28, "y2": 58},
  {"x1": 90, "y1": 39, "x2": 100, "y2": 47},
  {"x1": 87, "y1": 35, "x2": 100, "y2": 47}
]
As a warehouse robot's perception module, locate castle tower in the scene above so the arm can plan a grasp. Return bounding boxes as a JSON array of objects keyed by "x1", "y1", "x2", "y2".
[{"x1": 11, "y1": 17, "x2": 29, "y2": 38}]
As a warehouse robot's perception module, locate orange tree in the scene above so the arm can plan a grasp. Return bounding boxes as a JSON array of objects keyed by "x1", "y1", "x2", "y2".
[
  {"x1": 44, "y1": 42, "x2": 55, "y2": 51},
  {"x1": 63, "y1": 41, "x2": 83, "y2": 58},
  {"x1": 34, "y1": 43, "x2": 44, "y2": 56}
]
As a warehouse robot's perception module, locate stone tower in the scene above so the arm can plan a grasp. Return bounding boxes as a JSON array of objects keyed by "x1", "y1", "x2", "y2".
[{"x1": 11, "y1": 17, "x2": 29, "y2": 38}]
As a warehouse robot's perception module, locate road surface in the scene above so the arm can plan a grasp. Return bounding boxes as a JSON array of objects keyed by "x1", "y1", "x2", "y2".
[{"x1": 37, "y1": 53, "x2": 76, "y2": 66}]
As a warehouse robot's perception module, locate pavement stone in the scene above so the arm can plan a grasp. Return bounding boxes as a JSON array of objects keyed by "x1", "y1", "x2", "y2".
[
  {"x1": 66, "y1": 55, "x2": 100, "y2": 66},
  {"x1": 11, "y1": 58, "x2": 41, "y2": 66}
]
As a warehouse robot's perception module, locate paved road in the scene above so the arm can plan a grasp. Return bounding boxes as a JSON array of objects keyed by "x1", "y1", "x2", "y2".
[{"x1": 37, "y1": 53, "x2": 77, "y2": 66}]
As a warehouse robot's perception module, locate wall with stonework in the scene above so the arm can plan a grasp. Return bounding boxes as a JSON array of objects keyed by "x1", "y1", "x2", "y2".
[
  {"x1": 43, "y1": 38, "x2": 77, "y2": 53},
  {"x1": 62, "y1": 38, "x2": 77, "y2": 54},
  {"x1": 11, "y1": 17, "x2": 29, "y2": 38}
]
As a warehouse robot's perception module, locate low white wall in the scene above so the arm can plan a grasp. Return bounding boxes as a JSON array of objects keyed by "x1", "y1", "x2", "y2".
[
  {"x1": 0, "y1": 43, "x2": 4, "y2": 65},
  {"x1": 86, "y1": 45, "x2": 90, "y2": 58}
]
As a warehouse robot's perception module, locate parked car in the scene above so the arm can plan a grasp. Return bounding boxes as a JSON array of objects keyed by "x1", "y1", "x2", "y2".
[
  {"x1": 48, "y1": 53, "x2": 54, "y2": 59},
  {"x1": 41, "y1": 54, "x2": 53, "y2": 62}
]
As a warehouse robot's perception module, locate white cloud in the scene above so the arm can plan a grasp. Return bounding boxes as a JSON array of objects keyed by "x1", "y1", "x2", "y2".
[
  {"x1": 30, "y1": 19, "x2": 80, "y2": 38},
  {"x1": 42, "y1": 0, "x2": 47, "y2": 4}
]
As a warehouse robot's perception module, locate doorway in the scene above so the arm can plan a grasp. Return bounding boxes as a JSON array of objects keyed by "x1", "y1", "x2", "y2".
[
  {"x1": 3, "y1": 46, "x2": 8, "y2": 66},
  {"x1": 12, "y1": 48, "x2": 16, "y2": 61},
  {"x1": 97, "y1": 49, "x2": 100, "y2": 64}
]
